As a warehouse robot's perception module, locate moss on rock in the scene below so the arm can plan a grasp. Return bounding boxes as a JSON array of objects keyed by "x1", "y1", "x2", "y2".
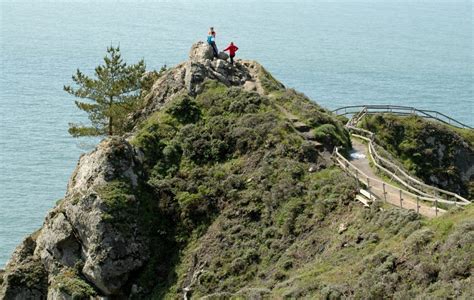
[{"x1": 51, "y1": 268, "x2": 96, "y2": 299}]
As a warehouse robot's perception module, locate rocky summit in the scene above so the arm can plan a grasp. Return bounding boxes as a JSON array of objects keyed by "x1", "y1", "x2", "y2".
[{"x1": 1, "y1": 43, "x2": 473, "y2": 299}]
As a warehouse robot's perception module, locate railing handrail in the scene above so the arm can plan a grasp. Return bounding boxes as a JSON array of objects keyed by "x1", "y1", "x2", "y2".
[
  {"x1": 347, "y1": 127, "x2": 471, "y2": 204},
  {"x1": 333, "y1": 147, "x2": 469, "y2": 206},
  {"x1": 350, "y1": 132, "x2": 435, "y2": 199},
  {"x1": 333, "y1": 104, "x2": 472, "y2": 129}
]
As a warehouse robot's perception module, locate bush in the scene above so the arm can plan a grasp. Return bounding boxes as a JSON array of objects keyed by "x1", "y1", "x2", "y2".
[
  {"x1": 403, "y1": 229, "x2": 434, "y2": 254},
  {"x1": 313, "y1": 124, "x2": 350, "y2": 148},
  {"x1": 359, "y1": 114, "x2": 473, "y2": 197},
  {"x1": 258, "y1": 66, "x2": 285, "y2": 94},
  {"x1": 165, "y1": 95, "x2": 201, "y2": 124}
]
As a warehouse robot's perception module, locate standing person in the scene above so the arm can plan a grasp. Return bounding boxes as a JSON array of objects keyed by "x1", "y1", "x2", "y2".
[
  {"x1": 207, "y1": 27, "x2": 218, "y2": 58},
  {"x1": 224, "y1": 42, "x2": 239, "y2": 65}
]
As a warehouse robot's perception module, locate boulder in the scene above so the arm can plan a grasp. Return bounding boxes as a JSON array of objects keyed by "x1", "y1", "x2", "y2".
[
  {"x1": 189, "y1": 41, "x2": 214, "y2": 63},
  {"x1": 217, "y1": 51, "x2": 229, "y2": 60},
  {"x1": 212, "y1": 59, "x2": 228, "y2": 73}
]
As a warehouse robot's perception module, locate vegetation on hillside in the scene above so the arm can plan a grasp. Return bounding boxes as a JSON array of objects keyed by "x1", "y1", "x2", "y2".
[
  {"x1": 80, "y1": 79, "x2": 348, "y2": 297},
  {"x1": 92, "y1": 79, "x2": 472, "y2": 298}
]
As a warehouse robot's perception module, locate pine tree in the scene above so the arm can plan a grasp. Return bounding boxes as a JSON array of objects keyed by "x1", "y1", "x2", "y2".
[{"x1": 64, "y1": 46, "x2": 146, "y2": 137}]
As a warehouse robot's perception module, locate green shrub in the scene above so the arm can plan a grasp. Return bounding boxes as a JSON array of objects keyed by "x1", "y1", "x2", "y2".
[
  {"x1": 359, "y1": 114, "x2": 473, "y2": 198},
  {"x1": 165, "y1": 95, "x2": 201, "y2": 124},
  {"x1": 313, "y1": 123, "x2": 350, "y2": 148},
  {"x1": 97, "y1": 180, "x2": 135, "y2": 214}
]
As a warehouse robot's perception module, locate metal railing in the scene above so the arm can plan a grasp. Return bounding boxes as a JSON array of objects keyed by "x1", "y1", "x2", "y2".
[{"x1": 333, "y1": 105, "x2": 472, "y2": 129}]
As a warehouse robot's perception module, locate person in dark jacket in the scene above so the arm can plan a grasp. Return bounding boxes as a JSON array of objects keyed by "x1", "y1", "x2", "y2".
[
  {"x1": 207, "y1": 27, "x2": 218, "y2": 58},
  {"x1": 224, "y1": 42, "x2": 239, "y2": 65}
]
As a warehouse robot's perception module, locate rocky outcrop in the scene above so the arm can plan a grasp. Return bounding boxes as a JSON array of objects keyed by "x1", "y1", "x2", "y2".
[
  {"x1": 0, "y1": 233, "x2": 47, "y2": 299},
  {"x1": 189, "y1": 41, "x2": 214, "y2": 63},
  {"x1": 1, "y1": 138, "x2": 149, "y2": 297},
  {"x1": 137, "y1": 41, "x2": 266, "y2": 126},
  {"x1": 3, "y1": 41, "x2": 472, "y2": 299}
]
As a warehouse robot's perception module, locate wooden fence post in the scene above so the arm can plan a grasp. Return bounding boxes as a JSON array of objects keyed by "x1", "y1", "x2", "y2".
[
  {"x1": 355, "y1": 169, "x2": 360, "y2": 190},
  {"x1": 416, "y1": 196, "x2": 420, "y2": 214},
  {"x1": 435, "y1": 198, "x2": 438, "y2": 216},
  {"x1": 399, "y1": 190, "x2": 403, "y2": 208},
  {"x1": 382, "y1": 183, "x2": 387, "y2": 203}
]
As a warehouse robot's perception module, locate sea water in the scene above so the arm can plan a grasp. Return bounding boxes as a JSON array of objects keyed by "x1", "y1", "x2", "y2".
[{"x1": 0, "y1": 0, "x2": 472, "y2": 266}]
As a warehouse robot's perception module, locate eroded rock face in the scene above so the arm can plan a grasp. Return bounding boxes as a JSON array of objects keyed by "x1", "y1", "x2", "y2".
[
  {"x1": 67, "y1": 137, "x2": 142, "y2": 194},
  {"x1": 0, "y1": 233, "x2": 48, "y2": 299},
  {"x1": 1, "y1": 138, "x2": 150, "y2": 297}
]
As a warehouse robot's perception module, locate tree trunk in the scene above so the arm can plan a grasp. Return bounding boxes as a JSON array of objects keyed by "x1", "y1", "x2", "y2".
[
  {"x1": 108, "y1": 96, "x2": 113, "y2": 135},
  {"x1": 109, "y1": 116, "x2": 113, "y2": 135}
]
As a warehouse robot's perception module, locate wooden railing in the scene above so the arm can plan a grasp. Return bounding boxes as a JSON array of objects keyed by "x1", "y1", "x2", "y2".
[
  {"x1": 348, "y1": 127, "x2": 471, "y2": 205},
  {"x1": 333, "y1": 147, "x2": 470, "y2": 217},
  {"x1": 333, "y1": 105, "x2": 472, "y2": 129},
  {"x1": 331, "y1": 104, "x2": 472, "y2": 211}
]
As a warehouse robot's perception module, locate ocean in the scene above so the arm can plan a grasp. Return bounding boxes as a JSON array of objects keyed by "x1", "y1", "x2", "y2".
[{"x1": 0, "y1": 0, "x2": 472, "y2": 266}]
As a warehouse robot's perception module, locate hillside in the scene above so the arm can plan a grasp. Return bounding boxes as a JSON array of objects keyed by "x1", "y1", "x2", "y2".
[{"x1": 1, "y1": 43, "x2": 472, "y2": 299}]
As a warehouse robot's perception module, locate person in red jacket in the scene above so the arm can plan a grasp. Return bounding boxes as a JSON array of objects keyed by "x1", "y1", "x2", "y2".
[{"x1": 224, "y1": 42, "x2": 239, "y2": 65}]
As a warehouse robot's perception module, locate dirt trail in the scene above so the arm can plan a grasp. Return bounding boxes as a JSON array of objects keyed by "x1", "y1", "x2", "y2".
[{"x1": 350, "y1": 139, "x2": 443, "y2": 218}]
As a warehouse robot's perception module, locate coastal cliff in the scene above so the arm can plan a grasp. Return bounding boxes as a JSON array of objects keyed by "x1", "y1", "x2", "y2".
[{"x1": 1, "y1": 43, "x2": 473, "y2": 299}]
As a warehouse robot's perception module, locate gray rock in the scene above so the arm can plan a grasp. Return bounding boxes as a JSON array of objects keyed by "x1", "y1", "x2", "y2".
[
  {"x1": 338, "y1": 223, "x2": 348, "y2": 234},
  {"x1": 66, "y1": 137, "x2": 141, "y2": 195},
  {"x1": 47, "y1": 288, "x2": 72, "y2": 300},
  {"x1": 189, "y1": 40, "x2": 214, "y2": 63},
  {"x1": 3, "y1": 137, "x2": 150, "y2": 297},
  {"x1": 0, "y1": 234, "x2": 48, "y2": 299},
  {"x1": 217, "y1": 51, "x2": 229, "y2": 60},
  {"x1": 213, "y1": 59, "x2": 227, "y2": 71},
  {"x1": 243, "y1": 80, "x2": 257, "y2": 92},
  {"x1": 34, "y1": 210, "x2": 80, "y2": 272},
  {"x1": 58, "y1": 138, "x2": 148, "y2": 295}
]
